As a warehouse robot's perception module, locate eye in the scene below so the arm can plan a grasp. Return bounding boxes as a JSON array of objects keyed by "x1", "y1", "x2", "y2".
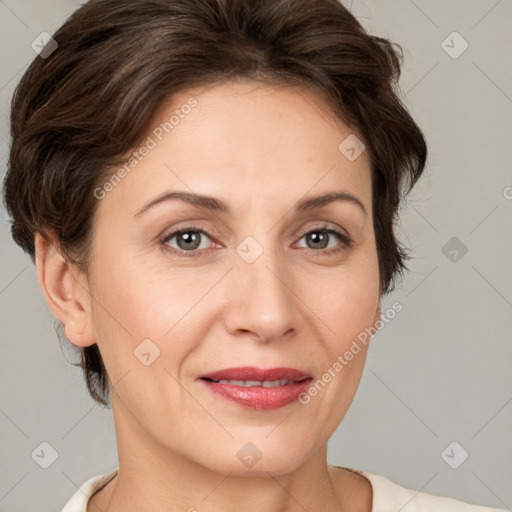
[
  {"x1": 160, "y1": 223, "x2": 353, "y2": 259},
  {"x1": 294, "y1": 224, "x2": 353, "y2": 255},
  {"x1": 161, "y1": 227, "x2": 214, "y2": 258}
]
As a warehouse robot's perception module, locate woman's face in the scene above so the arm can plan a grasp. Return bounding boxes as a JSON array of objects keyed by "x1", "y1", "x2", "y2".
[{"x1": 80, "y1": 79, "x2": 381, "y2": 474}]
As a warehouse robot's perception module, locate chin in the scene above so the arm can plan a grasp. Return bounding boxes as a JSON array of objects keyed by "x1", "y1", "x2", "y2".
[{"x1": 199, "y1": 439, "x2": 309, "y2": 477}]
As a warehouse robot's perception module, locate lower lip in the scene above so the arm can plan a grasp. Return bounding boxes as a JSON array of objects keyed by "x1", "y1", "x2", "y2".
[{"x1": 200, "y1": 379, "x2": 313, "y2": 410}]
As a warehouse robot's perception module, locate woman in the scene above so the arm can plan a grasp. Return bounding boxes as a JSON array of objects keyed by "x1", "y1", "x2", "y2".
[{"x1": 2, "y1": 0, "x2": 506, "y2": 510}]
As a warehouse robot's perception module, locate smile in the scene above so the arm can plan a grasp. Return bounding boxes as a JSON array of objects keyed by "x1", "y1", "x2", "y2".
[{"x1": 198, "y1": 368, "x2": 313, "y2": 410}]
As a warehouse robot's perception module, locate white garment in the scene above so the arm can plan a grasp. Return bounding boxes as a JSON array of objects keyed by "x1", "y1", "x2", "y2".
[{"x1": 61, "y1": 466, "x2": 507, "y2": 512}]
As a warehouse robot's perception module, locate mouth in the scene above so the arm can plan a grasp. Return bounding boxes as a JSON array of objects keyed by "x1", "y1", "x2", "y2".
[
  {"x1": 201, "y1": 377, "x2": 310, "y2": 387},
  {"x1": 198, "y1": 367, "x2": 313, "y2": 410}
]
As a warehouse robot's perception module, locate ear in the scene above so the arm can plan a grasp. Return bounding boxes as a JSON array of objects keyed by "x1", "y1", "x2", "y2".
[{"x1": 34, "y1": 232, "x2": 96, "y2": 347}]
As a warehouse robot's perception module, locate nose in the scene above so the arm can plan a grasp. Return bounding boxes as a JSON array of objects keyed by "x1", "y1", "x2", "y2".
[{"x1": 223, "y1": 245, "x2": 301, "y2": 343}]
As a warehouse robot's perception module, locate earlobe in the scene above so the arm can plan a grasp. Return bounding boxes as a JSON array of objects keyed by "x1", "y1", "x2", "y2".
[{"x1": 34, "y1": 232, "x2": 96, "y2": 347}]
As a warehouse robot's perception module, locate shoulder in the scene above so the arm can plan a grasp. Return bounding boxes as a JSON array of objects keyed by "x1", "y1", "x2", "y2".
[
  {"x1": 340, "y1": 467, "x2": 507, "y2": 512},
  {"x1": 61, "y1": 469, "x2": 118, "y2": 512}
]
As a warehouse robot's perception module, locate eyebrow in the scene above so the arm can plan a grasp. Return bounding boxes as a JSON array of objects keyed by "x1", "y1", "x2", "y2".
[{"x1": 134, "y1": 189, "x2": 367, "y2": 218}]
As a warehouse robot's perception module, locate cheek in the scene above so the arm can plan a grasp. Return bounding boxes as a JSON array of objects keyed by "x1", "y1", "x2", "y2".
[
  {"x1": 330, "y1": 283, "x2": 377, "y2": 344},
  {"x1": 299, "y1": 262, "x2": 378, "y2": 421},
  {"x1": 305, "y1": 255, "x2": 379, "y2": 352},
  {"x1": 87, "y1": 263, "x2": 191, "y2": 412},
  {"x1": 91, "y1": 249, "x2": 182, "y2": 332},
  {"x1": 88, "y1": 253, "x2": 214, "y2": 377}
]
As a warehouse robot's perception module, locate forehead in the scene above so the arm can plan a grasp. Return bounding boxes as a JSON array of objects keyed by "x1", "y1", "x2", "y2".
[{"x1": 96, "y1": 78, "x2": 372, "y2": 220}]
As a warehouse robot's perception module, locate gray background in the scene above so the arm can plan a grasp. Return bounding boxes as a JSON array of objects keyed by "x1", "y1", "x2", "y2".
[{"x1": 1, "y1": 0, "x2": 511, "y2": 510}]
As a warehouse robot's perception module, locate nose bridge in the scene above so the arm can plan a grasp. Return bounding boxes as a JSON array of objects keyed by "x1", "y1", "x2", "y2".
[{"x1": 225, "y1": 233, "x2": 299, "y2": 341}]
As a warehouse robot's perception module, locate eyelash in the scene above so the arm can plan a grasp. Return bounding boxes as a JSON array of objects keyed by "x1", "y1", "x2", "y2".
[{"x1": 160, "y1": 223, "x2": 353, "y2": 259}]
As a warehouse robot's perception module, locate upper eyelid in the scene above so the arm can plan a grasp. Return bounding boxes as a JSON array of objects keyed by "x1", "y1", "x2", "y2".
[{"x1": 294, "y1": 223, "x2": 349, "y2": 238}]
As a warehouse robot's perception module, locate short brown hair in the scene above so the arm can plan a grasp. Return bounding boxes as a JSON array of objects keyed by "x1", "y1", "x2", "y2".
[{"x1": 2, "y1": 0, "x2": 427, "y2": 407}]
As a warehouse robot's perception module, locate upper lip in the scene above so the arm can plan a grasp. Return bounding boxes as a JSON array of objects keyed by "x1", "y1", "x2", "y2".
[{"x1": 199, "y1": 367, "x2": 312, "y2": 382}]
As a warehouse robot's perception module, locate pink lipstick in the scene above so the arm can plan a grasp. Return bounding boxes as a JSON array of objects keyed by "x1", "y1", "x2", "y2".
[{"x1": 198, "y1": 367, "x2": 313, "y2": 410}]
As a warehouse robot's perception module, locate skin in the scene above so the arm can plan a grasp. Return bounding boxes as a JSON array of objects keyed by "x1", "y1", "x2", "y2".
[{"x1": 35, "y1": 78, "x2": 381, "y2": 512}]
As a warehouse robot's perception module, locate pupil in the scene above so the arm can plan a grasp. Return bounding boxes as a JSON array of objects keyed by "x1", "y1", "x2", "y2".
[
  {"x1": 178, "y1": 231, "x2": 200, "y2": 250},
  {"x1": 309, "y1": 232, "x2": 327, "y2": 249}
]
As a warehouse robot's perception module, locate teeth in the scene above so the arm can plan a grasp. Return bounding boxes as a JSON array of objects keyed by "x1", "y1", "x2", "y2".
[{"x1": 215, "y1": 379, "x2": 293, "y2": 387}]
